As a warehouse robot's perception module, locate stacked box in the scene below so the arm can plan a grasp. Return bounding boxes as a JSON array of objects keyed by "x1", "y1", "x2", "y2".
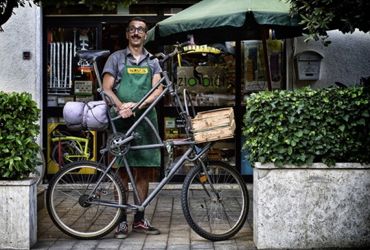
[{"x1": 191, "y1": 107, "x2": 235, "y2": 143}]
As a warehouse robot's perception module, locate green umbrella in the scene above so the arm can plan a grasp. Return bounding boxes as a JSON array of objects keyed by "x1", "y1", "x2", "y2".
[
  {"x1": 146, "y1": 0, "x2": 302, "y2": 90},
  {"x1": 147, "y1": 0, "x2": 301, "y2": 45}
]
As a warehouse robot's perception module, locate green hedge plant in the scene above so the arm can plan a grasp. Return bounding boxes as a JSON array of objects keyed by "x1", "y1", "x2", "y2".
[
  {"x1": 243, "y1": 87, "x2": 370, "y2": 167},
  {"x1": 0, "y1": 92, "x2": 40, "y2": 179}
]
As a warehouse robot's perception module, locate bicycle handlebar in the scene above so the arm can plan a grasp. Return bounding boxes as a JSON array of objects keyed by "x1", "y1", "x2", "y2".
[{"x1": 150, "y1": 41, "x2": 193, "y2": 64}]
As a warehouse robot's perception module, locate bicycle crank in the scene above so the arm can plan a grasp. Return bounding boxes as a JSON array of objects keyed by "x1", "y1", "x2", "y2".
[{"x1": 107, "y1": 132, "x2": 130, "y2": 156}]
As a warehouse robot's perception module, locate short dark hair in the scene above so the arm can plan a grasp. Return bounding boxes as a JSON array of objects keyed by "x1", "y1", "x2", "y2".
[{"x1": 128, "y1": 17, "x2": 148, "y2": 30}]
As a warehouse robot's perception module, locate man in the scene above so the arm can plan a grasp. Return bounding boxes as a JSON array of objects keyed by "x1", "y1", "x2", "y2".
[{"x1": 102, "y1": 17, "x2": 163, "y2": 239}]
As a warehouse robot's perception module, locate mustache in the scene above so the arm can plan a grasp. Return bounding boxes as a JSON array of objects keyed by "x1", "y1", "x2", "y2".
[{"x1": 131, "y1": 35, "x2": 141, "y2": 39}]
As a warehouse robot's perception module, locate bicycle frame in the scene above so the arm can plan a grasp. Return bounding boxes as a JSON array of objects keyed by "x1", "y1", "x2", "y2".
[
  {"x1": 51, "y1": 136, "x2": 90, "y2": 161},
  {"x1": 87, "y1": 51, "x2": 214, "y2": 212}
]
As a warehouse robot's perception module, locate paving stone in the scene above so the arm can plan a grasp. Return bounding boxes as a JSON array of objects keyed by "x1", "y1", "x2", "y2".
[
  {"x1": 167, "y1": 244, "x2": 190, "y2": 250},
  {"x1": 71, "y1": 240, "x2": 99, "y2": 249},
  {"x1": 48, "y1": 239, "x2": 77, "y2": 249},
  {"x1": 167, "y1": 236, "x2": 190, "y2": 245},
  {"x1": 31, "y1": 240, "x2": 56, "y2": 250},
  {"x1": 118, "y1": 243, "x2": 144, "y2": 250},
  {"x1": 96, "y1": 238, "x2": 122, "y2": 249}
]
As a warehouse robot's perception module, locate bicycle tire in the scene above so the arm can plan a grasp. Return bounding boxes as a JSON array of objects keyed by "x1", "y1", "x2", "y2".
[
  {"x1": 29, "y1": 149, "x2": 46, "y2": 186},
  {"x1": 51, "y1": 141, "x2": 87, "y2": 167},
  {"x1": 46, "y1": 161, "x2": 126, "y2": 239},
  {"x1": 181, "y1": 161, "x2": 249, "y2": 241}
]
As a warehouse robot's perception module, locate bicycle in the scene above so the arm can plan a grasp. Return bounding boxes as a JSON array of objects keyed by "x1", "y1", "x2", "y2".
[
  {"x1": 50, "y1": 129, "x2": 92, "y2": 167},
  {"x1": 46, "y1": 44, "x2": 249, "y2": 241}
]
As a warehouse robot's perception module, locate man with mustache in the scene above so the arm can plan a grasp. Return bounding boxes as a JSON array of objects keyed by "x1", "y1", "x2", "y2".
[{"x1": 102, "y1": 17, "x2": 163, "y2": 239}]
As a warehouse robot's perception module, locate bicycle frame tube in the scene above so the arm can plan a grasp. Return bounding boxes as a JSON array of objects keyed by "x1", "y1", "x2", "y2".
[
  {"x1": 132, "y1": 142, "x2": 212, "y2": 210},
  {"x1": 51, "y1": 136, "x2": 89, "y2": 144},
  {"x1": 141, "y1": 146, "x2": 193, "y2": 208},
  {"x1": 51, "y1": 136, "x2": 90, "y2": 159}
]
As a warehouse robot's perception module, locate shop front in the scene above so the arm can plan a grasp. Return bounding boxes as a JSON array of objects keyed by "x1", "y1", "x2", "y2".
[{"x1": 42, "y1": 1, "x2": 289, "y2": 182}]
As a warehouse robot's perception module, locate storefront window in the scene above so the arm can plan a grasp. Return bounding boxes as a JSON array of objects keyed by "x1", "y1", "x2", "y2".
[
  {"x1": 242, "y1": 40, "x2": 284, "y2": 95},
  {"x1": 162, "y1": 43, "x2": 237, "y2": 174},
  {"x1": 165, "y1": 43, "x2": 236, "y2": 107},
  {"x1": 47, "y1": 27, "x2": 98, "y2": 97}
]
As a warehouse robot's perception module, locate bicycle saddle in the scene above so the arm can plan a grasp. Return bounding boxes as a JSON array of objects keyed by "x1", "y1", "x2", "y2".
[{"x1": 77, "y1": 50, "x2": 110, "y2": 61}]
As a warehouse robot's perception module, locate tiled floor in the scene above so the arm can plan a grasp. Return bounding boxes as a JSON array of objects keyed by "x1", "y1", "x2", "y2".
[{"x1": 33, "y1": 185, "x2": 255, "y2": 249}]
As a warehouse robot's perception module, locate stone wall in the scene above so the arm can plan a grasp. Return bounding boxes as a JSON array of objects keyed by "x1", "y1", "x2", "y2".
[
  {"x1": 0, "y1": 179, "x2": 37, "y2": 249},
  {"x1": 253, "y1": 163, "x2": 370, "y2": 249},
  {"x1": 286, "y1": 30, "x2": 370, "y2": 89}
]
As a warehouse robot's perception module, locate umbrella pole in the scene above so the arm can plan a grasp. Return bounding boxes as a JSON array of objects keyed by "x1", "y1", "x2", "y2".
[{"x1": 261, "y1": 30, "x2": 272, "y2": 91}]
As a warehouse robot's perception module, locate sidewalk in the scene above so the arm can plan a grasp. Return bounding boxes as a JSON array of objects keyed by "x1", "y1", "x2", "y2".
[{"x1": 32, "y1": 184, "x2": 255, "y2": 250}]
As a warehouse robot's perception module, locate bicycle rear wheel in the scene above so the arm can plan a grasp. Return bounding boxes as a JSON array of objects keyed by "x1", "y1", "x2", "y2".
[
  {"x1": 181, "y1": 161, "x2": 249, "y2": 241},
  {"x1": 46, "y1": 161, "x2": 125, "y2": 239}
]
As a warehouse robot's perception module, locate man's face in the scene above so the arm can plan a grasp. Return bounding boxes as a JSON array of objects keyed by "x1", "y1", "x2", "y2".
[{"x1": 126, "y1": 20, "x2": 147, "y2": 47}]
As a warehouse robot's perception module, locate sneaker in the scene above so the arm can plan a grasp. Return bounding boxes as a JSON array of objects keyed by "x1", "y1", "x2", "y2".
[
  {"x1": 132, "y1": 219, "x2": 160, "y2": 235},
  {"x1": 114, "y1": 221, "x2": 128, "y2": 239}
]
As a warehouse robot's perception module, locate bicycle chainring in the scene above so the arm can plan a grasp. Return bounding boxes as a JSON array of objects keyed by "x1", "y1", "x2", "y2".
[{"x1": 107, "y1": 132, "x2": 130, "y2": 156}]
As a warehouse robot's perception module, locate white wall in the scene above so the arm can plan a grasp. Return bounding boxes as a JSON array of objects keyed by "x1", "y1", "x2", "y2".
[
  {"x1": 0, "y1": 3, "x2": 42, "y2": 144},
  {"x1": 287, "y1": 29, "x2": 370, "y2": 89},
  {"x1": 0, "y1": 3, "x2": 42, "y2": 107}
]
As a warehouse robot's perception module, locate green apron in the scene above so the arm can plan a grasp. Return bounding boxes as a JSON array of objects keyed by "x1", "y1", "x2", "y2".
[{"x1": 114, "y1": 57, "x2": 160, "y2": 167}]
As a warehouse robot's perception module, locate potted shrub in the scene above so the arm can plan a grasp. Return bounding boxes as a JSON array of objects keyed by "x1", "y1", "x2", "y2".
[
  {"x1": 0, "y1": 91, "x2": 40, "y2": 249},
  {"x1": 243, "y1": 86, "x2": 370, "y2": 249}
]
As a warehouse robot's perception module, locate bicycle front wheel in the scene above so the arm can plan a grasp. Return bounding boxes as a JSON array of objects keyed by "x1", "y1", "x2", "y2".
[
  {"x1": 46, "y1": 161, "x2": 125, "y2": 239},
  {"x1": 181, "y1": 161, "x2": 249, "y2": 241}
]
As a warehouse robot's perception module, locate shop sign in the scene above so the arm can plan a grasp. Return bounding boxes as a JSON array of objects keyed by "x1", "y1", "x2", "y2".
[{"x1": 177, "y1": 65, "x2": 230, "y2": 93}]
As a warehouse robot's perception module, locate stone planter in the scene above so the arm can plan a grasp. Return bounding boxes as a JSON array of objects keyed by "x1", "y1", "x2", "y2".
[
  {"x1": 253, "y1": 162, "x2": 370, "y2": 249},
  {"x1": 0, "y1": 178, "x2": 37, "y2": 249}
]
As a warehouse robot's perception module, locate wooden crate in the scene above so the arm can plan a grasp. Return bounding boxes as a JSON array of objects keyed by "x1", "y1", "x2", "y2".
[{"x1": 191, "y1": 107, "x2": 235, "y2": 143}]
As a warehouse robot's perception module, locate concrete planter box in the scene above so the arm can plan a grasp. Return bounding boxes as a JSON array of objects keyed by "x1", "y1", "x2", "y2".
[
  {"x1": 254, "y1": 162, "x2": 370, "y2": 249},
  {"x1": 0, "y1": 178, "x2": 37, "y2": 249}
]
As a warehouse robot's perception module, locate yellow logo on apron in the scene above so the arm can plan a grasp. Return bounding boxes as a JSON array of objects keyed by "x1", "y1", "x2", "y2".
[{"x1": 127, "y1": 68, "x2": 149, "y2": 74}]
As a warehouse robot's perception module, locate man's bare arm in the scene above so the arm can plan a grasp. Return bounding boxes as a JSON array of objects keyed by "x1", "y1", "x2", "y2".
[
  {"x1": 102, "y1": 73, "x2": 123, "y2": 109},
  {"x1": 139, "y1": 73, "x2": 163, "y2": 109}
]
